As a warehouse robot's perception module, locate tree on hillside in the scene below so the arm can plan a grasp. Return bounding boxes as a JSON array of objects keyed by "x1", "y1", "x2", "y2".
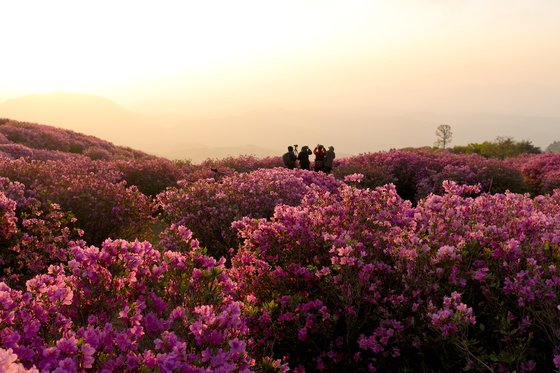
[
  {"x1": 452, "y1": 136, "x2": 541, "y2": 159},
  {"x1": 511, "y1": 138, "x2": 541, "y2": 155},
  {"x1": 546, "y1": 141, "x2": 560, "y2": 153},
  {"x1": 434, "y1": 124, "x2": 453, "y2": 149}
]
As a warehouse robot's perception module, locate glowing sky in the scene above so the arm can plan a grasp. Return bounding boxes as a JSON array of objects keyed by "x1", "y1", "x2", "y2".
[
  {"x1": 1, "y1": 0, "x2": 559, "y2": 157},
  {"x1": 1, "y1": 1, "x2": 557, "y2": 111}
]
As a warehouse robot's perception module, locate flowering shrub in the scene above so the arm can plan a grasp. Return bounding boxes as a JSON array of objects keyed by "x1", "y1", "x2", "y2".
[
  {"x1": 428, "y1": 291, "x2": 476, "y2": 337},
  {"x1": 0, "y1": 143, "x2": 79, "y2": 162},
  {"x1": 157, "y1": 168, "x2": 342, "y2": 258},
  {"x1": 335, "y1": 149, "x2": 528, "y2": 201},
  {"x1": 176, "y1": 155, "x2": 283, "y2": 183},
  {"x1": 0, "y1": 143, "x2": 35, "y2": 159},
  {"x1": 333, "y1": 161, "x2": 395, "y2": 190},
  {"x1": 0, "y1": 225, "x2": 286, "y2": 372},
  {"x1": 82, "y1": 146, "x2": 112, "y2": 160},
  {"x1": 180, "y1": 165, "x2": 238, "y2": 183},
  {"x1": 0, "y1": 132, "x2": 10, "y2": 144},
  {"x1": 413, "y1": 182, "x2": 560, "y2": 371},
  {"x1": 113, "y1": 159, "x2": 181, "y2": 196},
  {"x1": 229, "y1": 181, "x2": 560, "y2": 371},
  {"x1": 200, "y1": 155, "x2": 283, "y2": 173},
  {"x1": 0, "y1": 177, "x2": 84, "y2": 288},
  {"x1": 0, "y1": 191, "x2": 17, "y2": 241},
  {"x1": 0, "y1": 159, "x2": 153, "y2": 245},
  {"x1": 230, "y1": 184, "x2": 422, "y2": 371},
  {"x1": 507, "y1": 153, "x2": 560, "y2": 195},
  {"x1": 3, "y1": 120, "x2": 560, "y2": 371}
]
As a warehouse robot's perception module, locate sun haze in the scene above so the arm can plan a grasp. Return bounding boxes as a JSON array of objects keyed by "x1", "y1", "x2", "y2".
[
  {"x1": 2, "y1": 1, "x2": 379, "y2": 94},
  {"x1": 1, "y1": 0, "x2": 559, "y2": 160}
]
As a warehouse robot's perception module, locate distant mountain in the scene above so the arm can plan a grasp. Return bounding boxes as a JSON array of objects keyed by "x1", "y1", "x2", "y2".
[
  {"x1": 1, "y1": 92, "x2": 558, "y2": 161},
  {"x1": 0, "y1": 92, "x2": 155, "y2": 148},
  {"x1": 174, "y1": 109, "x2": 438, "y2": 156},
  {"x1": 0, "y1": 92, "x2": 128, "y2": 115},
  {"x1": 181, "y1": 109, "x2": 559, "y2": 158},
  {"x1": 163, "y1": 142, "x2": 283, "y2": 163}
]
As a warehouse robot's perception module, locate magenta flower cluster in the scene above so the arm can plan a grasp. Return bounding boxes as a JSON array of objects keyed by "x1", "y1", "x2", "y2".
[
  {"x1": 0, "y1": 158, "x2": 153, "y2": 245},
  {"x1": 0, "y1": 177, "x2": 84, "y2": 287},
  {"x1": 334, "y1": 149, "x2": 528, "y2": 201},
  {"x1": 507, "y1": 153, "x2": 560, "y2": 195},
  {"x1": 158, "y1": 168, "x2": 342, "y2": 258},
  {"x1": 228, "y1": 180, "x2": 560, "y2": 371},
  {"x1": 199, "y1": 155, "x2": 284, "y2": 174},
  {"x1": 112, "y1": 159, "x2": 181, "y2": 197},
  {"x1": 0, "y1": 225, "x2": 271, "y2": 372},
  {"x1": 3, "y1": 118, "x2": 560, "y2": 371}
]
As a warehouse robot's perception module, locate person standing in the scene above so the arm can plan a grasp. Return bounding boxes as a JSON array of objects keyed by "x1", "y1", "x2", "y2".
[
  {"x1": 282, "y1": 146, "x2": 298, "y2": 169},
  {"x1": 298, "y1": 145, "x2": 312, "y2": 170},
  {"x1": 324, "y1": 146, "x2": 336, "y2": 174},
  {"x1": 313, "y1": 144, "x2": 326, "y2": 172}
]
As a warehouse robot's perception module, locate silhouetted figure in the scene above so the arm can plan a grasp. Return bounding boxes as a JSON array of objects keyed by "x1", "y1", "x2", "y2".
[
  {"x1": 298, "y1": 145, "x2": 312, "y2": 170},
  {"x1": 282, "y1": 146, "x2": 298, "y2": 169},
  {"x1": 324, "y1": 146, "x2": 336, "y2": 174},
  {"x1": 313, "y1": 144, "x2": 326, "y2": 172}
]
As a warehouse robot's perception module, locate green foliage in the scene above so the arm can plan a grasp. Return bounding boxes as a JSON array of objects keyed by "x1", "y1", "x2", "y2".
[
  {"x1": 545, "y1": 141, "x2": 560, "y2": 153},
  {"x1": 453, "y1": 137, "x2": 541, "y2": 159}
]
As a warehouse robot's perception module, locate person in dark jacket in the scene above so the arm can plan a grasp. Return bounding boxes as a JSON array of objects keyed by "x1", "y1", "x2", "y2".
[
  {"x1": 297, "y1": 145, "x2": 312, "y2": 170},
  {"x1": 313, "y1": 144, "x2": 326, "y2": 172},
  {"x1": 282, "y1": 146, "x2": 297, "y2": 169},
  {"x1": 324, "y1": 146, "x2": 336, "y2": 174}
]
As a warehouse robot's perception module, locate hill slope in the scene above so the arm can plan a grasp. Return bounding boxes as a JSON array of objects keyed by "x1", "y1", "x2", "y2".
[
  {"x1": 0, "y1": 118, "x2": 156, "y2": 160},
  {"x1": 0, "y1": 92, "x2": 161, "y2": 150}
]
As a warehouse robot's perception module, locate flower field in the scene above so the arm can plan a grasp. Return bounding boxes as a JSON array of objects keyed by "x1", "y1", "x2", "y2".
[{"x1": 1, "y1": 120, "x2": 560, "y2": 371}]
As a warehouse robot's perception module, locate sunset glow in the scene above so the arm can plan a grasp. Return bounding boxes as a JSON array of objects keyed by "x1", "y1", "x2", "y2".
[
  {"x1": 1, "y1": 1, "x2": 559, "y2": 157},
  {"x1": 2, "y1": 1, "x2": 557, "y2": 103},
  {"x1": 3, "y1": 1, "x2": 388, "y2": 93}
]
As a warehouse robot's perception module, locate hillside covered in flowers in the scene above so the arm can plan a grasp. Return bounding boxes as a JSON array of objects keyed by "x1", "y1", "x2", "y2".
[{"x1": 1, "y1": 119, "x2": 560, "y2": 372}]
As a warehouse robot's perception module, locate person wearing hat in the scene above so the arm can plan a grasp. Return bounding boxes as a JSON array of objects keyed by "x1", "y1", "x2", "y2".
[{"x1": 324, "y1": 146, "x2": 336, "y2": 174}]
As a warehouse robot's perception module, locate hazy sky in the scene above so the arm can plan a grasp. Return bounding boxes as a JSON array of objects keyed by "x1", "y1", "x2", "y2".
[
  {"x1": 1, "y1": 0, "x2": 559, "y2": 115},
  {"x1": 1, "y1": 0, "x2": 559, "y2": 159}
]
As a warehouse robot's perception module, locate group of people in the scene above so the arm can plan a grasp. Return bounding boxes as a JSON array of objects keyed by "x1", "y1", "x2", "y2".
[{"x1": 282, "y1": 144, "x2": 335, "y2": 173}]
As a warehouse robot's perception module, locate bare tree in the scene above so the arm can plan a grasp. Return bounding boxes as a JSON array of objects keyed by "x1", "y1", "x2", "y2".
[{"x1": 435, "y1": 124, "x2": 453, "y2": 149}]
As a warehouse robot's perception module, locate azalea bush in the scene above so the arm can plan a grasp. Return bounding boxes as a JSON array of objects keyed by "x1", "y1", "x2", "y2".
[
  {"x1": 177, "y1": 155, "x2": 283, "y2": 183},
  {"x1": 0, "y1": 177, "x2": 84, "y2": 288},
  {"x1": 0, "y1": 159, "x2": 153, "y2": 245},
  {"x1": 199, "y1": 155, "x2": 283, "y2": 173},
  {"x1": 507, "y1": 153, "x2": 560, "y2": 195},
  {"x1": 0, "y1": 225, "x2": 288, "y2": 372},
  {"x1": 2, "y1": 131, "x2": 560, "y2": 372},
  {"x1": 114, "y1": 159, "x2": 181, "y2": 196},
  {"x1": 334, "y1": 149, "x2": 528, "y2": 201},
  {"x1": 157, "y1": 168, "x2": 342, "y2": 258},
  {"x1": 229, "y1": 181, "x2": 560, "y2": 371}
]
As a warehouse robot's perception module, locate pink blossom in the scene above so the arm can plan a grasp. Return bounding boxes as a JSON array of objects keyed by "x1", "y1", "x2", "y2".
[
  {"x1": 554, "y1": 354, "x2": 560, "y2": 368},
  {"x1": 343, "y1": 173, "x2": 365, "y2": 183},
  {"x1": 0, "y1": 348, "x2": 38, "y2": 372}
]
